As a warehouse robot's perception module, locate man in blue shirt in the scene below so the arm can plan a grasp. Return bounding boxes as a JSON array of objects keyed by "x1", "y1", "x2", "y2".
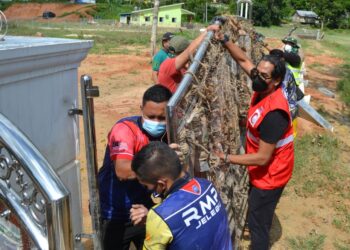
[
  {"x1": 131, "y1": 142, "x2": 233, "y2": 250},
  {"x1": 152, "y1": 32, "x2": 174, "y2": 83},
  {"x1": 98, "y1": 85, "x2": 172, "y2": 250}
]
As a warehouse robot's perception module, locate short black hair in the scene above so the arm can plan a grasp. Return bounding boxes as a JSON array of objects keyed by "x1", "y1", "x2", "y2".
[
  {"x1": 269, "y1": 49, "x2": 284, "y2": 58},
  {"x1": 142, "y1": 85, "x2": 172, "y2": 106},
  {"x1": 131, "y1": 142, "x2": 182, "y2": 184},
  {"x1": 260, "y1": 54, "x2": 286, "y2": 81}
]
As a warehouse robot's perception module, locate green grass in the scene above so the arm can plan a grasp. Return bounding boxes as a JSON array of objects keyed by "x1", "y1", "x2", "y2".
[
  {"x1": 255, "y1": 25, "x2": 293, "y2": 39},
  {"x1": 291, "y1": 134, "x2": 347, "y2": 197},
  {"x1": 337, "y1": 63, "x2": 350, "y2": 106},
  {"x1": 332, "y1": 203, "x2": 350, "y2": 233},
  {"x1": 6, "y1": 19, "x2": 200, "y2": 55},
  {"x1": 287, "y1": 233, "x2": 326, "y2": 250},
  {"x1": 334, "y1": 240, "x2": 350, "y2": 250},
  {"x1": 314, "y1": 30, "x2": 350, "y2": 106}
]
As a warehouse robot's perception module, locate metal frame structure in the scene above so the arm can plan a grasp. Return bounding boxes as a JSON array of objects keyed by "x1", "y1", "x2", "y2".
[
  {"x1": 0, "y1": 113, "x2": 72, "y2": 250},
  {"x1": 77, "y1": 75, "x2": 102, "y2": 250},
  {"x1": 166, "y1": 20, "x2": 223, "y2": 143},
  {"x1": 236, "y1": 0, "x2": 253, "y2": 20}
]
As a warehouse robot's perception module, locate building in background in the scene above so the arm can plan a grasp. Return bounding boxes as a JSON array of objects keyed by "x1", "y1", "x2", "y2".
[
  {"x1": 120, "y1": 13, "x2": 131, "y2": 25},
  {"x1": 127, "y1": 3, "x2": 195, "y2": 28},
  {"x1": 293, "y1": 10, "x2": 319, "y2": 25}
]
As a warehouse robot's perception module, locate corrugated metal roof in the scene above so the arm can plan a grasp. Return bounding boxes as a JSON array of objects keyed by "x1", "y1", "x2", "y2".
[
  {"x1": 132, "y1": 3, "x2": 184, "y2": 14},
  {"x1": 296, "y1": 10, "x2": 318, "y2": 18}
]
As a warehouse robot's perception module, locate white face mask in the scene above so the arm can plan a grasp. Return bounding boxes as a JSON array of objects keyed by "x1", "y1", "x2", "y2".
[{"x1": 284, "y1": 44, "x2": 293, "y2": 53}]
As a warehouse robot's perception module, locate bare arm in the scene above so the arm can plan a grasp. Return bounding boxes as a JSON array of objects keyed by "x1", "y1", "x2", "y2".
[
  {"x1": 175, "y1": 25, "x2": 220, "y2": 70},
  {"x1": 216, "y1": 139, "x2": 276, "y2": 166},
  {"x1": 174, "y1": 31, "x2": 207, "y2": 70},
  {"x1": 223, "y1": 40, "x2": 255, "y2": 75},
  {"x1": 114, "y1": 159, "x2": 136, "y2": 181},
  {"x1": 152, "y1": 70, "x2": 158, "y2": 83}
]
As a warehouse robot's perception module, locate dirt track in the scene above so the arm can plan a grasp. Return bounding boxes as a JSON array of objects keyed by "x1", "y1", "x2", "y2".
[{"x1": 4, "y1": 3, "x2": 94, "y2": 21}]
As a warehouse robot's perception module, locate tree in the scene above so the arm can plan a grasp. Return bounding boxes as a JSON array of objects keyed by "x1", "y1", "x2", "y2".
[
  {"x1": 289, "y1": 0, "x2": 350, "y2": 29},
  {"x1": 251, "y1": 0, "x2": 287, "y2": 26}
]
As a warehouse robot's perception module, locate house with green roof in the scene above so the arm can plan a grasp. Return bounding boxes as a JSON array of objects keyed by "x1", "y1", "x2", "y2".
[{"x1": 129, "y1": 3, "x2": 195, "y2": 28}]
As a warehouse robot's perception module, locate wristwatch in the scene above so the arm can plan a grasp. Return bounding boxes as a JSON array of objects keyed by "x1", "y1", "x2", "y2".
[{"x1": 220, "y1": 34, "x2": 230, "y2": 45}]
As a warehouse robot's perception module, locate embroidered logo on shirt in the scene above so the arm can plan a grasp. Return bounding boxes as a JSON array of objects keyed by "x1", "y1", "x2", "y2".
[
  {"x1": 111, "y1": 141, "x2": 129, "y2": 152},
  {"x1": 181, "y1": 179, "x2": 201, "y2": 195}
]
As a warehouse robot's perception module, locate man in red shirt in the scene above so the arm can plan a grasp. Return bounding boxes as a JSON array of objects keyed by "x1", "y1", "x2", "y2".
[
  {"x1": 98, "y1": 85, "x2": 172, "y2": 250},
  {"x1": 214, "y1": 32, "x2": 294, "y2": 250},
  {"x1": 158, "y1": 25, "x2": 219, "y2": 93}
]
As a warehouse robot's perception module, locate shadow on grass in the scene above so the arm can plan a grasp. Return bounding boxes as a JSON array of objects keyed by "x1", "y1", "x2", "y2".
[{"x1": 270, "y1": 213, "x2": 282, "y2": 248}]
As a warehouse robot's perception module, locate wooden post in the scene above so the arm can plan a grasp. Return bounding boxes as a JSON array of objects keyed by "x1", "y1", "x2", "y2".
[{"x1": 151, "y1": 0, "x2": 160, "y2": 57}]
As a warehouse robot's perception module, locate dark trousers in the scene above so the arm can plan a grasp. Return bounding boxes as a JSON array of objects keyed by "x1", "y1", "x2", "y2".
[
  {"x1": 248, "y1": 186, "x2": 284, "y2": 250},
  {"x1": 101, "y1": 220, "x2": 145, "y2": 250}
]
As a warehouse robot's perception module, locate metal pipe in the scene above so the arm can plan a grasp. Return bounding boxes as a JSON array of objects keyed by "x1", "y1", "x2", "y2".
[
  {"x1": 245, "y1": 2, "x2": 249, "y2": 19},
  {"x1": 297, "y1": 99, "x2": 334, "y2": 132},
  {"x1": 80, "y1": 75, "x2": 103, "y2": 250},
  {"x1": 0, "y1": 112, "x2": 72, "y2": 250},
  {"x1": 166, "y1": 20, "x2": 223, "y2": 143}
]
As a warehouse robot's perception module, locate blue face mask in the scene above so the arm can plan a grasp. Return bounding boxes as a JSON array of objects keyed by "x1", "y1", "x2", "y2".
[{"x1": 142, "y1": 117, "x2": 166, "y2": 137}]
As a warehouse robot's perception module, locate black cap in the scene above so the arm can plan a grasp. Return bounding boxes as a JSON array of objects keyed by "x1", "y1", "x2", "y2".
[{"x1": 162, "y1": 32, "x2": 174, "y2": 41}]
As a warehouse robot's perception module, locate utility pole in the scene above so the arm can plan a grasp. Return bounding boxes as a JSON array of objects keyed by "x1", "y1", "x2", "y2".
[
  {"x1": 150, "y1": 0, "x2": 160, "y2": 57},
  {"x1": 205, "y1": 1, "x2": 208, "y2": 23}
]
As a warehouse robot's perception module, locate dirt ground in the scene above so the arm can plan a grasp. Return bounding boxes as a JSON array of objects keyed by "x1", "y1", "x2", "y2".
[
  {"x1": 4, "y1": 3, "x2": 94, "y2": 21},
  {"x1": 76, "y1": 44, "x2": 350, "y2": 249}
]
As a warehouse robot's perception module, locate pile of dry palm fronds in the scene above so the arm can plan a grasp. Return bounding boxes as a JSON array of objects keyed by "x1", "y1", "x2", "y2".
[{"x1": 172, "y1": 16, "x2": 264, "y2": 247}]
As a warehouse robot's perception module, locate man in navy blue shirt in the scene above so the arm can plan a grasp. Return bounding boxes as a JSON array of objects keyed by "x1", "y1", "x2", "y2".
[
  {"x1": 131, "y1": 142, "x2": 232, "y2": 250},
  {"x1": 98, "y1": 85, "x2": 172, "y2": 250}
]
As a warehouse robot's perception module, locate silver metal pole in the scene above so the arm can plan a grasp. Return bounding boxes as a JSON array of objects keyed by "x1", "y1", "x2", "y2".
[
  {"x1": 166, "y1": 19, "x2": 224, "y2": 143},
  {"x1": 80, "y1": 75, "x2": 103, "y2": 250}
]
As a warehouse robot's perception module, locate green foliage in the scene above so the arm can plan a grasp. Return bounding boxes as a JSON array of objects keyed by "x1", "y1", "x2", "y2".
[
  {"x1": 93, "y1": 3, "x2": 133, "y2": 19},
  {"x1": 287, "y1": 233, "x2": 326, "y2": 250},
  {"x1": 252, "y1": 0, "x2": 287, "y2": 26},
  {"x1": 0, "y1": 2, "x2": 12, "y2": 11},
  {"x1": 250, "y1": 0, "x2": 350, "y2": 29},
  {"x1": 252, "y1": 1, "x2": 272, "y2": 26},
  {"x1": 289, "y1": 0, "x2": 350, "y2": 29}
]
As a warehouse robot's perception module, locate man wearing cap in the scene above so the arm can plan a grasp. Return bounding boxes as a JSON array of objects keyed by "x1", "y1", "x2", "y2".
[
  {"x1": 281, "y1": 37, "x2": 305, "y2": 90},
  {"x1": 158, "y1": 25, "x2": 219, "y2": 93},
  {"x1": 152, "y1": 32, "x2": 174, "y2": 83}
]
